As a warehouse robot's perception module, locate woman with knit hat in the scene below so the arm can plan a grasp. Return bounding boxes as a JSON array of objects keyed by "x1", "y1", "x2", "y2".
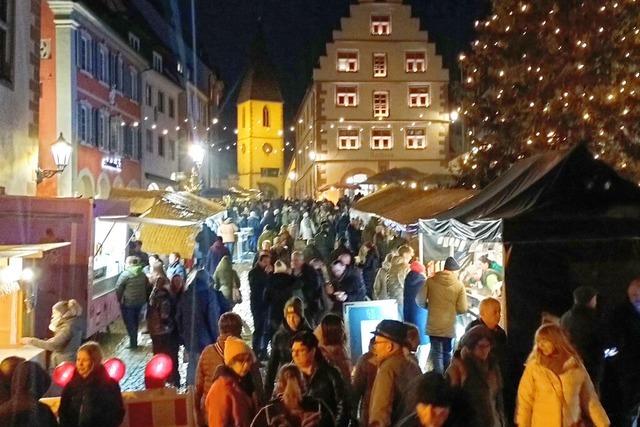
[{"x1": 206, "y1": 337, "x2": 259, "y2": 427}]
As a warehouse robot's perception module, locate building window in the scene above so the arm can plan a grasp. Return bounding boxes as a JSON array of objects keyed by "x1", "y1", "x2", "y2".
[
  {"x1": 371, "y1": 129, "x2": 392, "y2": 150},
  {"x1": 405, "y1": 128, "x2": 427, "y2": 149},
  {"x1": 337, "y1": 50, "x2": 358, "y2": 73},
  {"x1": 145, "y1": 84, "x2": 152, "y2": 107},
  {"x1": 157, "y1": 91, "x2": 165, "y2": 113},
  {"x1": 373, "y1": 91, "x2": 389, "y2": 118},
  {"x1": 373, "y1": 53, "x2": 387, "y2": 78},
  {"x1": 96, "y1": 110, "x2": 108, "y2": 150},
  {"x1": 97, "y1": 44, "x2": 109, "y2": 83},
  {"x1": 371, "y1": 15, "x2": 391, "y2": 35},
  {"x1": 129, "y1": 68, "x2": 138, "y2": 101},
  {"x1": 116, "y1": 55, "x2": 124, "y2": 90},
  {"x1": 78, "y1": 31, "x2": 93, "y2": 74},
  {"x1": 408, "y1": 86, "x2": 431, "y2": 108},
  {"x1": 109, "y1": 117, "x2": 120, "y2": 153},
  {"x1": 336, "y1": 86, "x2": 358, "y2": 107},
  {"x1": 123, "y1": 125, "x2": 133, "y2": 157},
  {"x1": 128, "y1": 33, "x2": 140, "y2": 51},
  {"x1": 131, "y1": 128, "x2": 139, "y2": 159},
  {"x1": 77, "y1": 103, "x2": 92, "y2": 145},
  {"x1": 169, "y1": 140, "x2": 176, "y2": 160},
  {"x1": 0, "y1": 0, "x2": 14, "y2": 82},
  {"x1": 146, "y1": 129, "x2": 153, "y2": 153},
  {"x1": 168, "y1": 97, "x2": 175, "y2": 118},
  {"x1": 152, "y1": 51, "x2": 163, "y2": 73},
  {"x1": 157, "y1": 135, "x2": 165, "y2": 157},
  {"x1": 263, "y1": 106, "x2": 270, "y2": 127},
  {"x1": 337, "y1": 128, "x2": 360, "y2": 150},
  {"x1": 405, "y1": 51, "x2": 426, "y2": 73}
]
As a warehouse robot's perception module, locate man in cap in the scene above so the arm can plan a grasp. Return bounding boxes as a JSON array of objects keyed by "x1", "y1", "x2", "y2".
[
  {"x1": 560, "y1": 286, "x2": 604, "y2": 388},
  {"x1": 368, "y1": 320, "x2": 422, "y2": 427},
  {"x1": 416, "y1": 257, "x2": 468, "y2": 373}
]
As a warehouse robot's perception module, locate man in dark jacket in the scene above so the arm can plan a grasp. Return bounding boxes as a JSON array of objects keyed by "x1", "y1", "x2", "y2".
[
  {"x1": 291, "y1": 251, "x2": 324, "y2": 325},
  {"x1": 291, "y1": 330, "x2": 350, "y2": 427},
  {"x1": 369, "y1": 320, "x2": 422, "y2": 427},
  {"x1": 176, "y1": 269, "x2": 231, "y2": 385},
  {"x1": 335, "y1": 211, "x2": 350, "y2": 241},
  {"x1": 265, "y1": 297, "x2": 311, "y2": 396},
  {"x1": 329, "y1": 260, "x2": 366, "y2": 316},
  {"x1": 346, "y1": 218, "x2": 362, "y2": 254},
  {"x1": 249, "y1": 253, "x2": 272, "y2": 359},
  {"x1": 115, "y1": 256, "x2": 151, "y2": 349},
  {"x1": 314, "y1": 223, "x2": 334, "y2": 262},
  {"x1": 205, "y1": 238, "x2": 230, "y2": 276},
  {"x1": 560, "y1": 286, "x2": 604, "y2": 388},
  {"x1": 0, "y1": 361, "x2": 58, "y2": 427}
]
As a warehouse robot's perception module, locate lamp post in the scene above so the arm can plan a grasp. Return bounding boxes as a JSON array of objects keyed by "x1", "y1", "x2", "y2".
[{"x1": 36, "y1": 133, "x2": 72, "y2": 184}]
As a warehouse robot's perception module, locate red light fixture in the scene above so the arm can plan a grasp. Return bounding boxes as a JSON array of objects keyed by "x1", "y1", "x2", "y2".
[
  {"x1": 104, "y1": 358, "x2": 126, "y2": 383},
  {"x1": 52, "y1": 361, "x2": 75, "y2": 387},
  {"x1": 144, "y1": 353, "x2": 173, "y2": 389}
]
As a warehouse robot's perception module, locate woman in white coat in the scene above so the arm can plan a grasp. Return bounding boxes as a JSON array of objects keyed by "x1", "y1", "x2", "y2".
[
  {"x1": 299, "y1": 212, "x2": 316, "y2": 241},
  {"x1": 516, "y1": 323, "x2": 609, "y2": 427}
]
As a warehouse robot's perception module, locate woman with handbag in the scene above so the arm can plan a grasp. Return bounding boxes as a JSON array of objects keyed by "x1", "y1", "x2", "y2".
[
  {"x1": 213, "y1": 255, "x2": 243, "y2": 307},
  {"x1": 516, "y1": 323, "x2": 610, "y2": 427}
]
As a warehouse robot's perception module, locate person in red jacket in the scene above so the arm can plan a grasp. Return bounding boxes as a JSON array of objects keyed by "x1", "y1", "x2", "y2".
[{"x1": 206, "y1": 337, "x2": 258, "y2": 427}]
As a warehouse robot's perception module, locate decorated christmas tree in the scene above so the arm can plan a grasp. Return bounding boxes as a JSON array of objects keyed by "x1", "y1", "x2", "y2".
[{"x1": 456, "y1": 0, "x2": 640, "y2": 188}]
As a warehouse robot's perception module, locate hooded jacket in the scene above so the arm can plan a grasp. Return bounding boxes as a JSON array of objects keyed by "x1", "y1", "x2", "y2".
[
  {"x1": 206, "y1": 241, "x2": 230, "y2": 276},
  {"x1": 416, "y1": 270, "x2": 468, "y2": 338},
  {"x1": 265, "y1": 317, "x2": 312, "y2": 397},
  {"x1": 213, "y1": 256, "x2": 241, "y2": 303},
  {"x1": 403, "y1": 271, "x2": 428, "y2": 344},
  {"x1": 206, "y1": 365, "x2": 257, "y2": 427},
  {"x1": 516, "y1": 356, "x2": 609, "y2": 427},
  {"x1": 0, "y1": 361, "x2": 58, "y2": 427},
  {"x1": 300, "y1": 215, "x2": 317, "y2": 241},
  {"x1": 27, "y1": 308, "x2": 84, "y2": 366},
  {"x1": 59, "y1": 365, "x2": 125, "y2": 427},
  {"x1": 372, "y1": 255, "x2": 393, "y2": 300},
  {"x1": 115, "y1": 264, "x2": 150, "y2": 306}
]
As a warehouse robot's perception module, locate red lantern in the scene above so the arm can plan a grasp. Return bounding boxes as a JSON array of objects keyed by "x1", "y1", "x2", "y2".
[
  {"x1": 52, "y1": 361, "x2": 75, "y2": 387},
  {"x1": 144, "y1": 353, "x2": 173, "y2": 389},
  {"x1": 103, "y1": 358, "x2": 126, "y2": 383}
]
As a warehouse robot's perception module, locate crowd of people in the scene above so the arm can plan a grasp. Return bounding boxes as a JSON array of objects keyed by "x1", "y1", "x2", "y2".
[{"x1": 0, "y1": 196, "x2": 639, "y2": 427}]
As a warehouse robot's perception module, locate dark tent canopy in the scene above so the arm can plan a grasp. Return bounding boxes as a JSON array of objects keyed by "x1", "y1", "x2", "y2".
[{"x1": 420, "y1": 144, "x2": 640, "y2": 405}]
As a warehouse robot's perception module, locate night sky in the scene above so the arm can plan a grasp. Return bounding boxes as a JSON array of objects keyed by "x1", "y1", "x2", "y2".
[{"x1": 151, "y1": 0, "x2": 491, "y2": 168}]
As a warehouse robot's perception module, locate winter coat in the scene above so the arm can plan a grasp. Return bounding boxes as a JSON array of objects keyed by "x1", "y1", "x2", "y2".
[
  {"x1": 332, "y1": 266, "x2": 367, "y2": 315},
  {"x1": 248, "y1": 264, "x2": 270, "y2": 309},
  {"x1": 300, "y1": 217, "x2": 317, "y2": 240},
  {"x1": 293, "y1": 264, "x2": 324, "y2": 324},
  {"x1": 446, "y1": 351, "x2": 505, "y2": 427},
  {"x1": 314, "y1": 325, "x2": 352, "y2": 382},
  {"x1": 303, "y1": 244, "x2": 323, "y2": 263},
  {"x1": 196, "y1": 342, "x2": 265, "y2": 417},
  {"x1": 206, "y1": 365, "x2": 257, "y2": 427},
  {"x1": 115, "y1": 265, "x2": 150, "y2": 306},
  {"x1": 219, "y1": 222, "x2": 239, "y2": 243},
  {"x1": 560, "y1": 305, "x2": 604, "y2": 385},
  {"x1": 329, "y1": 245, "x2": 352, "y2": 263},
  {"x1": 175, "y1": 270, "x2": 231, "y2": 353},
  {"x1": 26, "y1": 311, "x2": 84, "y2": 366},
  {"x1": 352, "y1": 351, "x2": 377, "y2": 427},
  {"x1": 146, "y1": 286, "x2": 175, "y2": 336},
  {"x1": 265, "y1": 321, "x2": 312, "y2": 396},
  {"x1": 386, "y1": 262, "x2": 410, "y2": 306},
  {"x1": 0, "y1": 361, "x2": 58, "y2": 427},
  {"x1": 466, "y1": 319, "x2": 508, "y2": 380},
  {"x1": 416, "y1": 270, "x2": 468, "y2": 338},
  {"x1": 250, "y1": 396, "x2": 336, "y2": 427},
  {"x1": 167, "y1": 261, "x2": 187, "y2": 282},
  {"x1": 59, "y1": 365, "x2": 125, "y2": 427},
  {"x1": 403, "y1": 271, "x2": 428, "y2": 344},
  {"x1": 372, "y1": 259, "x2": 392, "y2": 300},
  {"x1": 368, "y1": 352, "x2": 422, "y2": 427},
  {"x1": 360, "y1": 251, "x2": 380, "y2": 299},
  {"x1": 305, "y1": 361, "x2": 350, "y2": 427},
  {"x1": 205, "y1": 241, "x2": 230, "y2": 276},
  {"x1": 213, "y1": 257, "x2": 241, "y2": 304},
  {"x1": 335, "y1": 215, "x2": 350, "y2": 239},
  {"x1": 265, "y1": 273, "x2": 302, "y2": 332},
  {"x1": 314, "y1": 230, "x2": 334, "y2": 261},
  {"x1": 248, "y1": 216, "x2": 261, "y2": 236},
  {"x1": 346, "y1": 224, "x2": 362, "y2": 253},
  {"x1": 516, "y1": 356, "x2": 610, "y2": 427}
]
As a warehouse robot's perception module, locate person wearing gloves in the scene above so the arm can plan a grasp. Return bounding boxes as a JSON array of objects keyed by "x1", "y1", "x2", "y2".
[
  {"x1": 516, "y1": 323, "x2": 609, "y2": 427},
  {"x1": 206, "y1": 337, "x2": 259, "y2": 427},
  {"x1": 21, "y1": 299, "x2": 84, "y2": 366}
]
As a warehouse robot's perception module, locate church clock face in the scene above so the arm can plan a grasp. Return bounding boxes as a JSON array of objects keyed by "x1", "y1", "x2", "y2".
[{"x1": 262, "y1": 143, "x2": 273, "y2": 154}]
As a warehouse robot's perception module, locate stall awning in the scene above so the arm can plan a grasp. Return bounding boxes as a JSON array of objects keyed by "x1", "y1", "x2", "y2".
[
  {"x1": 0, "y1": 242, "x2": 70, "y2": 259},
  {"x1": 108, "y1": 188, "x2": 225, "y2": 256},
  {"x1": 353, "y1": 185, "x2": 476, "y2": 226}
]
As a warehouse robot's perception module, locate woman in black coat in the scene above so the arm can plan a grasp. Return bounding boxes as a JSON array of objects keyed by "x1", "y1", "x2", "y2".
[
  {"x1": 264, "y1": 261, "x2": 301, "y2": 335},
  {"x1": 359, "y1": 243, "x2": 380, "y2": 299},
  {"x1": 59, "y1": 342, "x2": 125, "y2": 427}
]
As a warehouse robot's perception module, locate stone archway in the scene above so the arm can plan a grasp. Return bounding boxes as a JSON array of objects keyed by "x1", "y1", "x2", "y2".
[
  {"x1": 96, "y1": 173, "x2": 111, "y2": 199},
  {"x1": 76, "y1": 169, "x2": 95, "y2": 198}
]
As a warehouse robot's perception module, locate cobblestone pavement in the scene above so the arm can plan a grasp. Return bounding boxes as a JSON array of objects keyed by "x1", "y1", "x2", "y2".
[{"x1": 97, "y1": 262, "x2": 254, "y2": 391}]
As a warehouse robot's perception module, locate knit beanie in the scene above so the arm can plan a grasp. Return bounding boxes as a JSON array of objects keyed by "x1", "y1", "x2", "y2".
[{"x1": 224, "y1": 337, "x2": 254, "y2": 365}]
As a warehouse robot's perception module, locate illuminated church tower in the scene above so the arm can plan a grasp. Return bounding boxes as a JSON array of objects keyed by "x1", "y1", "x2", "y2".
[{"x1": 236, "y1": 33, "x2": 284, "y2": 197}]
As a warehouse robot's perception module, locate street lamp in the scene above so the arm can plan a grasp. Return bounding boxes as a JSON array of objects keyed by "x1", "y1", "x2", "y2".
[
  {"x1": 36, "y1": 133, "x2": 72, "y2": 184},
  {"x1": 188, "y1": 143, "x2": 206, "y2": 166},
  {"x1": 308, "y1": 150, "x2": 317, "y2": 161},
  {"x1": 450, "y1": 110, "x2": 460, "y2": 122}
]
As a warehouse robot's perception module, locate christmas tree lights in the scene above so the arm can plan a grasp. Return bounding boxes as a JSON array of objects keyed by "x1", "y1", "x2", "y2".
[{"x1": 457, "y1": 0, "x2": 640, "y2": 188}]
